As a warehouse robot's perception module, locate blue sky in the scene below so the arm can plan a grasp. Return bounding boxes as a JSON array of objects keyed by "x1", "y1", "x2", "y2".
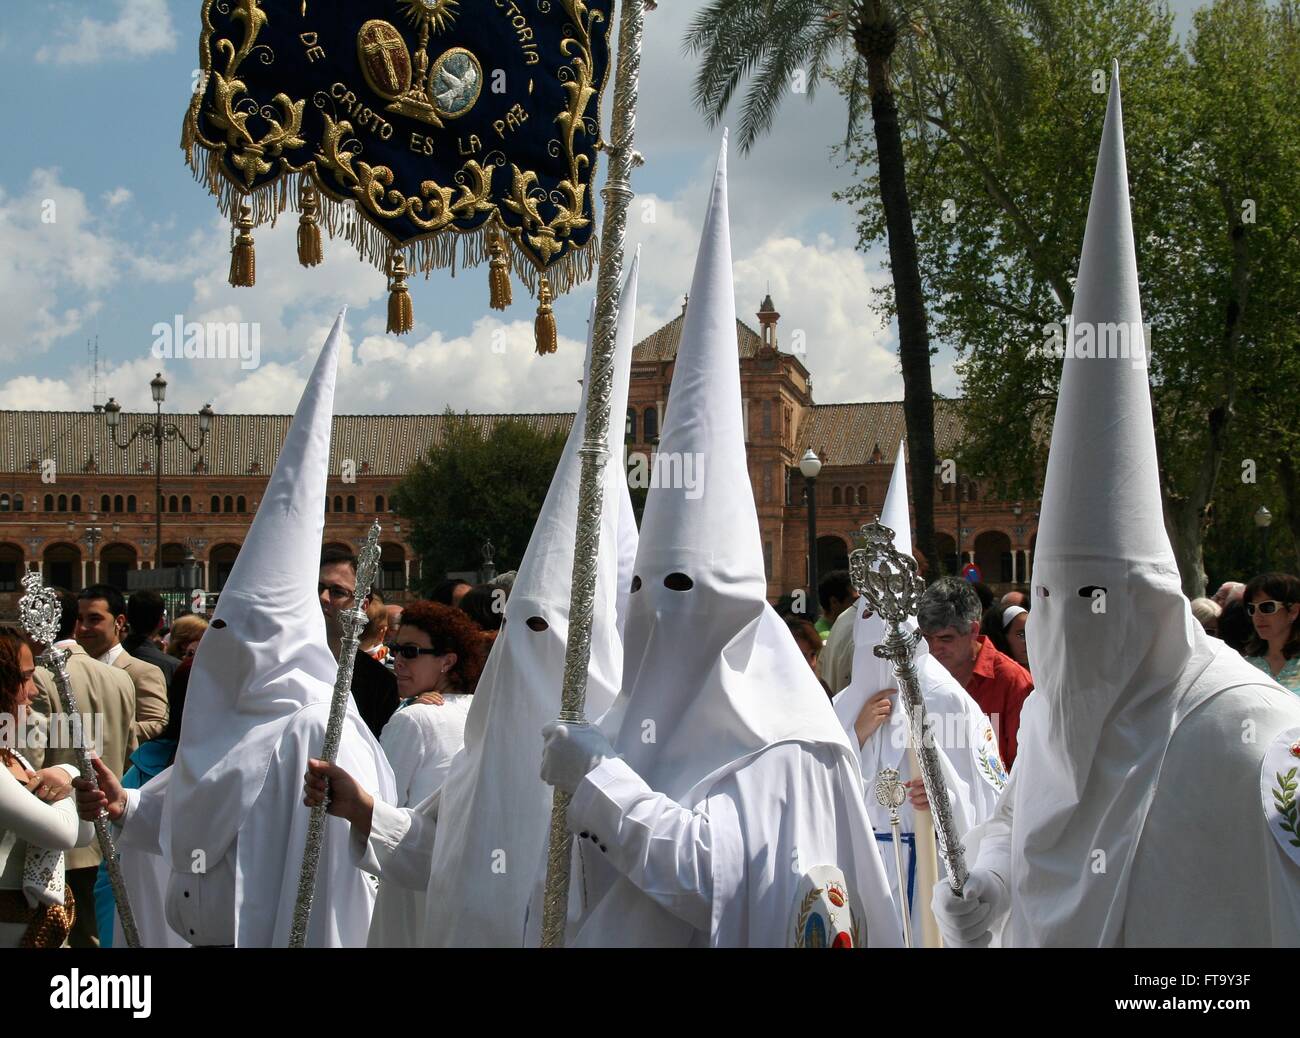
[{"x1": 0, "y1": 0, "x2": 1200, "y2": 417}]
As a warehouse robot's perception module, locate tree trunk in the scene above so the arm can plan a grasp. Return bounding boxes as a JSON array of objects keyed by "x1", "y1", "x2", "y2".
[
  {"x1": 1163, "y1": 492, "x2": 1210, "y2": 599},
  {"x1": 1276, "y1": 455, "x2": 1300, "y2": 573},
  {"x1": 867, "y1": 59, "x2": 938, "y2": 575}
]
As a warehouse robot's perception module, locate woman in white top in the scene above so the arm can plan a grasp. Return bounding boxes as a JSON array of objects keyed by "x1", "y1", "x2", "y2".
[
  {"x1": 369, "y1": 601, "x2": 488, "y2": 946},
  {"x1": 0, "y1": 632, "x2": 94, "y2": 947}
]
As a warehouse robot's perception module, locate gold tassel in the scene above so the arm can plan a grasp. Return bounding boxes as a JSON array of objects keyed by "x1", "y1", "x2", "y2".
[
  {"x1": 534, "y1": 275, "x2": 557, "y2": 355},
  {"x1": 387, "y1": 253, "x2": 414, "y2": 334},
  {"x1": 228, "y1": 204, "x2": 255, "y2": 287},
  {"x1": 297, "y1": 184, "x2": 323, "y2": 267},
  {"x1": 488, "y1": 232, "x2": 512, "y2": 310}
]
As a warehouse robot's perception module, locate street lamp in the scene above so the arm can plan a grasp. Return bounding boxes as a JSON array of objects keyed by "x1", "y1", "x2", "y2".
[
  {"x1": 1254, "y1": 505, "x2": 1273, "y2": 573},
  {"x1": 104, "y1": 376, "x2": 214, "y2": 567},
  {"x1": 799, "y1": 447, "x2": 822, "y2": 622}
]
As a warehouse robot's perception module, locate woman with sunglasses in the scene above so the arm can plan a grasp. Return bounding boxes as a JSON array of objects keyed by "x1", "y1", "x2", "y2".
[
  {"x1": 368, "y1": 601, "x2": 487, "y2": 946},
  {"x1": 1241, "y1": 572, "x2": 1300, "y2": 695}
]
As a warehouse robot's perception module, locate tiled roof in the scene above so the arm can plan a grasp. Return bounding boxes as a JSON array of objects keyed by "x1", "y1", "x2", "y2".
[
  {"x1": 796, "y1": 400, "x2": 965, "y2": 468},
  {"x1": 0, "y1": 411, "x2": 574, "y2": 478},
  {"x1": 0, "y1": 401, "x2": 966, "y2": 479},
  {"x1": 631, "y1": 314, "x2": 765, "y2": 362}
]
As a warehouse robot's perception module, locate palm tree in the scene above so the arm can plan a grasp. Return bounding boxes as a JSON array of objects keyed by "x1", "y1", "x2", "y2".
[{"x1": 686, "y1": 0, "x2": 1053, "y2": 577}]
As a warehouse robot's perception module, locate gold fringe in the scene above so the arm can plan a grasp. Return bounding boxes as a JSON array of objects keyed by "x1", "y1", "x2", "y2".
[
  {"x1": 535, "y1": 275, "x2": 557, "y2": 355},
  {"x1": 180, "y1": 146, "x2": 599, "y2": 309},
  {"x1": 488, "y1": 233, "x2": 512, "y2": 310},
  {"x1": 297, "y1": 183, "x2": 323, "y2": 267},
  {"x1": 228, "y1": 204, "x2": 255, "y2": 287},
  {"x1": 387, "y1": 252, "x2": 414, "y2": 335}
]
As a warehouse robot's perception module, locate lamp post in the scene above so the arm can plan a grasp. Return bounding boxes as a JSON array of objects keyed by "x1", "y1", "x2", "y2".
[
  {"x1": 952, "y1": 472, "x2": 974, "y2": 576},
  {"x1": 80, "y1": 525, "x2": 103, "y2": 585},
  {"x1": 104, "y1": 376, "x2": 213, "y2": 568},
  {"x1": 799, "y1": 448, "x2": 822, "y2": 622},
  {"x1": 1255, "y1": 505, "x2": 1273, "y2": 573}
]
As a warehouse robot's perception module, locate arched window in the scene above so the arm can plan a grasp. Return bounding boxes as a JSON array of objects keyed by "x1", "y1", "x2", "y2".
[
  {"x1": 643, "y1": 407, "x2": 658, "y2": 441},
  {"x1": 0, "y1": 495, "x2": 9, "y2": 512},
  {"x1": 237, "y1": 496, "x2": 246, "y2": 513},
  {"x1": 832, "y1": 486, "x2": 842, "y2": 506},
  {"x1": 858, "y1": 485, "x2": 868, "y2": 505},
  {"x1": 169, "y1": 495, "x2": 179, "y2": 513},
  {"x1": 44, "y1": 495, "x2": 54, "y2": 512},
  {"x1": 13, "y1": 494, "x2": 22, "y2": 512},
  {"x1": 211, "y1": 496, "x2": 220, "y2": 513},
  {"x1": 845, "y1": 487, "x2": 856, "y2": 507},
  {"x1": 223, "y1": 495, "x2": 234, "y2": 513},
  {"x1": 57, "y1": 494, "x2": 68, "y2": 512},
  {"x1": 626, "y1": 408, "x2": 636, "y2": 442},
  {"x1": 71, "y1": 494, "x2": 81, "y2": 512},
  {"x1": 333, "y1": 495, "x2": 343, "y2": 513},
  {"x1": 375, "y1": 495, "x2": 385, "y2": 513},
  {"x1": 346, "y1": 495, "x2": 356, "y2": 513},
  {"x1": 127, "y1": 495, "x2": 136, "y2": 513},
  {"x1": 182, "y1": 495, "x2": 191, "y2": 514},
  {"x1": 113, "y1": 495, "x2": 123, "y2": 513},
  {"x1": 101, "y1": 495, "x2": 111, "y2": 513}
]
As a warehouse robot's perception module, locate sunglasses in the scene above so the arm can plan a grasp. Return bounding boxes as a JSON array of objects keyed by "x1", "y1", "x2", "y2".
[
  {"x1": 1246, "y1": 599, "x2": 1292, "y2": 616},
  {"x1": 389, "y1": 642, "x2": 444, "y2": 660}
]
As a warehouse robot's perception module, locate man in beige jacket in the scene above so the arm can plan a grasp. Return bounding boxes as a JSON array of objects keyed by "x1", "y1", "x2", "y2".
[
  {"x1": 75, "y1": 584, "x2": 167, "y2": 747},
  {"x1": 29, "y1": 588, "x2": 137, "y2": 948}
]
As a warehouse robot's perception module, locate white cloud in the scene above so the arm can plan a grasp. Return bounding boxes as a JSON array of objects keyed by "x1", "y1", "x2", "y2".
[
  {"x1": 0, "y1": 170, "x2": 121, "y2": 359},
  {"x1": 103, "y1": 187, "x2": 132, "y2": 208},
  {"x1": 733, "y1": 233, "x2": 901, "y2": 402},
  {"x1": 36, "y1": 0, "x2": 177, "y2": 65}
]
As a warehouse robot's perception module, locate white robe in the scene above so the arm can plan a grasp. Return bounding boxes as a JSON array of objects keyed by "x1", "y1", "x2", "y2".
[
  {"x1": 846, "y1": 654, "x2": 1004, "y2": 938},
  {"x1": 117, "y1": 703, "x2": 392, "y2": 947},
  {"x1": 972, "y1": 674, "x2": 1300, "y2": 946},
  {"x1": 522, "y1": 743, "x2": 903, "y2": 948},
  {"x1": 368, "y1": 695, "x2": 471, "y2": 947}
]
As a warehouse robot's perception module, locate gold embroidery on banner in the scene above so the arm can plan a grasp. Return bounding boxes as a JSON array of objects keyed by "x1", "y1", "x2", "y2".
[{"x1": 183, "y1": 0, "x2": 609, "y2": 290}]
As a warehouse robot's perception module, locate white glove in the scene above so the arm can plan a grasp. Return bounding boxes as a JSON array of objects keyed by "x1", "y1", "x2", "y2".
[
  {"x1": 540, "y1": 721, "x2": 615, "y2": 795},
  {"x1": 930, "y1": 868, "x2": 1008, "y2": 948}
]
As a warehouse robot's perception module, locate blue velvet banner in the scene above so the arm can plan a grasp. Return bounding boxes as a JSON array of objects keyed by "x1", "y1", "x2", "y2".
[{"x1": 184, "y1": 0, "x2": 613, "y2": 288}]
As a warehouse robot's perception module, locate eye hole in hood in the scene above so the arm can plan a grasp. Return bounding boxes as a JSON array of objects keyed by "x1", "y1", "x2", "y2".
[
  {"x1": 630, "y1": 575, "x2": 642, "y2": 593},
  {"x1": 1078, "y1": 585, "x2": 1107, "y2": 598},
  {"x1": 664, "y1": 572, "x2": 694, "y2": 592},
  {"x1": 525, "y1": 616, "x2": 549, "y2": 632},
  {"x1": 211, "y1": 618, "x2": 228, "y2": 629}
]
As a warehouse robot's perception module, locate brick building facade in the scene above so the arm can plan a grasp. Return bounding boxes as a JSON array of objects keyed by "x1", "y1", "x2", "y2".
[{"x1": 0, "y1": 299, "x2": 1039, "y2": 621}]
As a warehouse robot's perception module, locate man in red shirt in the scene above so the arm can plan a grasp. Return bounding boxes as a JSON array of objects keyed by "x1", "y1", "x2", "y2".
[{"x1": 918, "y1": 576, "x2": 1034, "y2": 768}]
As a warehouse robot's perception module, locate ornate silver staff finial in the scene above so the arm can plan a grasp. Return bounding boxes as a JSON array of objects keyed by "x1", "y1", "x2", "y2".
[
  {"x1": 873, "y1": 766, "x2": 913, "y2": 948},
  {"x1": 289, "y1": 518, "x2": 382, "y2": 948},
  {"x1": 851, "y1": 519, "x2": 969, "y2": 897},
  {"x1": 18, "y1": 568, "x2": 141, "y2": 948}
]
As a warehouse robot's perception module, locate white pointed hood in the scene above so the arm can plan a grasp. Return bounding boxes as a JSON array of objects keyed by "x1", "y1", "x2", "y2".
[
  {"x1": 164, "y1": 313, "x2": 352, "y2": 869},
  {"x1": 420, "y1": 255, "x2": 640, "y2": 947},
  {"x1": 598, "y1": 137, "x2": 849, "y2": 802},
  {"x1": 1009, "y1": 66, "x2": 1247, "y2": 945}
]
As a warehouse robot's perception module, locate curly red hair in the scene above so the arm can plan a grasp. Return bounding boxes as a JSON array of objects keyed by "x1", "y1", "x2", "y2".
[{"x1": 395, "y1": 600, "x2": 490, "y2": 692}]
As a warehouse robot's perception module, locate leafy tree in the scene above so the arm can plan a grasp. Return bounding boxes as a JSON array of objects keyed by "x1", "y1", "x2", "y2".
[
  {"x1": 838, "y1": 0, "x2": 1300, "y2": 592},
  {"x1": 392, "y1": 409, "x2": 569, "y2": 594}
]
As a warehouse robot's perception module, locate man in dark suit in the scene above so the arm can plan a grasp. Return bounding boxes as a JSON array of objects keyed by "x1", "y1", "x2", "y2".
[
  {"x1": 319, "y1": 547, "x2": 398, "y2": 737},
  {"x1": 123, "y1": 590, "x2": 180, "y2": 687}
]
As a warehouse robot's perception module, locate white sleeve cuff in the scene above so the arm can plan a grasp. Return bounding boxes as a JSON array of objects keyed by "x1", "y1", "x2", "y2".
[{"x1": 117, "y1": 786, "x2": 141, "y2": 830}]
